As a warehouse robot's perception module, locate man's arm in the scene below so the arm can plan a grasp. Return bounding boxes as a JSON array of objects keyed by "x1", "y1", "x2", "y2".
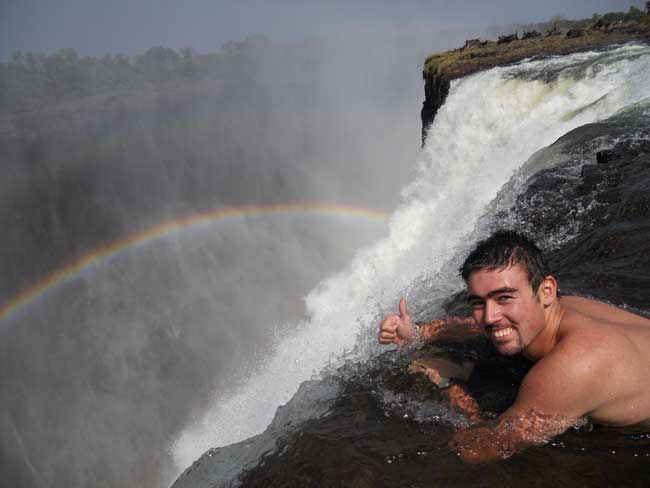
[
  {"x1": 417, "y1": 316, "x2": 482, "y2": 344},
  {"x1": 449, "y1": 408, "x2": 576, "y2": 463},
  {"x1": 379, "y1": 298, "x2": 482, "y2": 346},
  {"x1": 443, "y1": 383, "x2": 483, "y2": 424},
  {"x1": 449, "y1": 341, "x2": 603, "y2": 463}
]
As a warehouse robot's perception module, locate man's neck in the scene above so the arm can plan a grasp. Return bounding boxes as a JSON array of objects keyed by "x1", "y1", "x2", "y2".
[{"x1": 522, "y1": 299, "x2": 565, "y2": 361}]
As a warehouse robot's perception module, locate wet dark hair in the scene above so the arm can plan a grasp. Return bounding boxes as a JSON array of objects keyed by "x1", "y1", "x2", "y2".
[{"x1": 459, "y1": 230, "x2": 549, "y2": 292}]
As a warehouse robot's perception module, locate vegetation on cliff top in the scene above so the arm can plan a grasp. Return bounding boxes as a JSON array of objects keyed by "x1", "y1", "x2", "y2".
[{"x1": 424, "y1": 5, "x2": 650, "y2": 81}]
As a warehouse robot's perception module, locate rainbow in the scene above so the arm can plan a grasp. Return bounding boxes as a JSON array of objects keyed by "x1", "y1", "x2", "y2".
[{"x1": 0, "y1": 203, "x2": 389, "y2": 321}]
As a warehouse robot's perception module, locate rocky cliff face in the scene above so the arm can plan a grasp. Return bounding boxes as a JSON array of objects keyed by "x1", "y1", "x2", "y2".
[
  {"x1": 420, "y1": 71, "x2": 449, "y2": 144},
  {"x1": 421, "y1": 17, "x2": 650, "y2": 143}
]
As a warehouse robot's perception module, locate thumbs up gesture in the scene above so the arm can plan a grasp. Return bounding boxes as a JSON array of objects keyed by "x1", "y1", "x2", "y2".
[{"x1": 378, "y1": 297, "x2": 417, "y2": 345}]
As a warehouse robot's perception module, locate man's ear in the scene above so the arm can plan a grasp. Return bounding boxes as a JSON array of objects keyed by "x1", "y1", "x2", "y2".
[{"x1": 538, "y1": 275, "x2": 558, "y2": 307}]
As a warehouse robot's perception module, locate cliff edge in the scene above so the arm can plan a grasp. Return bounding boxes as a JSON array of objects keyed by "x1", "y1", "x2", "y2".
[{"x1": 421, "y1": 9, "x2": 650, "y2": 143}]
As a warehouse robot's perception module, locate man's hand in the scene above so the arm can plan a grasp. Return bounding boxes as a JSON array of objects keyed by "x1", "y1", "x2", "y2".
[{"x1": 379, "y1": 298, "x2": 416, "y2": 345}]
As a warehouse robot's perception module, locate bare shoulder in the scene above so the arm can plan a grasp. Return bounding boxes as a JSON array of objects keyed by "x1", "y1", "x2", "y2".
[
  {"x1": 513, "y1": 333, "x2": 609, "y2": 418},
  {"x1": 530, "y1": 331, "x2": 607, "y2": 384},
  {"x1": 560, "y1": 295, "x2": 650, "y2": 328},
  {"x1": 559, "y1": 297, "x2": 650, "y2": 364}
]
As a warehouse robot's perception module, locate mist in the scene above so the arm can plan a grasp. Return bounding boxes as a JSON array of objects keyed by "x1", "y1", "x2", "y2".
[
  {"x1": 0, "y1": 26, "x2": 463, "y2": 488},
  {"x1": 1, "y1": 1, "x2": 644, "y2": 487}
]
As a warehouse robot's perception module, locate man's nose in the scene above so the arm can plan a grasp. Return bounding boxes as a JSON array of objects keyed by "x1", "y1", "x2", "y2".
[{"x1": 484, "y1": 301, "x2": 502, "y2": 325}]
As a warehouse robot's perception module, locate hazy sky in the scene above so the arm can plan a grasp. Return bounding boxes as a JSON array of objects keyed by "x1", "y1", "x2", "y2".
[{"x1": 0, "y1": 0, "x2": 645, "y2": 59}]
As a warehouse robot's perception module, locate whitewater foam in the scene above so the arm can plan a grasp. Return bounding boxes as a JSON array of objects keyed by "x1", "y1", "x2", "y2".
[{"x1": 170, "y1": 43, "x2": 650, "y2": 478}]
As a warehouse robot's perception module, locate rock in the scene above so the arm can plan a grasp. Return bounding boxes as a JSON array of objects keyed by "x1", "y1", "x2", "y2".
[
  {"x1": 421, "y1": 72, "x2": 450, "y2": 145},
  {"x1": 597, "y1": 139, "x2": 650, "y2": 165},
  {"x1": 566, "y1": 29, "x2": 585, "y2": 39},
  {"x1": 497, "y1": 33, "x2": 518, "y2": 45},
  {"x1": 546, "y1": 24, "x2": 561, "y2": 36},
  {"x1": 522, "y1": 30, "x2": 541, "y2": 39},
  {"x1": 462, "y1": 39, "x2": 482, "y2": 50},
  {"x1": 506, "y1": 127, "x2": 650, "y2": 308},
  {"x1": 612, "y1": 138, "x2": 650, "y2": 159},
  {"x1": 596, "y1": 149, "x2": 623, "y2": 164},
  {"x1": 592, "y1": 18, "x2": 610, "y2": 31}
]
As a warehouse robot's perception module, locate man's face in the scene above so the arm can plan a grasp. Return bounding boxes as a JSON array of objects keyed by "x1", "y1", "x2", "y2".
[{"x1": 466, "y1": 264, "x2": 546, "y2": 356}]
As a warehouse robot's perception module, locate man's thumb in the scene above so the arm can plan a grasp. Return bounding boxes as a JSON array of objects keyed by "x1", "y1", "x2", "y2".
[{"x1": 398, "y1": 297, "x2": 411, "y2": 322}]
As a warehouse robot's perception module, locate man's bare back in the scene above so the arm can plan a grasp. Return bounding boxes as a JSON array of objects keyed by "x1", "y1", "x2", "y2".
[{"x1": 378, "y1": 231, "x2": 650, "y2": 462}]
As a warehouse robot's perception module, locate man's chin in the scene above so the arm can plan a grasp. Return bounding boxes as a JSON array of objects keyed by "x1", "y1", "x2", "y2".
[{"x1": 493, "y1": 342, "x2": 522, "y2": 356}]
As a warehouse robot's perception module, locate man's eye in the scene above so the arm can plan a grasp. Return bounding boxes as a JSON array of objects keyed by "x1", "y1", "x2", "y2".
[
  {"x1": 469, "y1": 300, "x2": 484, "y2": 309},
  {"x1": 497, "y1": 295, "x2": 513, "y2": 303}
]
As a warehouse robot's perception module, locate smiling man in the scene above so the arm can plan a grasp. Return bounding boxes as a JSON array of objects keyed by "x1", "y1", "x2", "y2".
[{"x1": 379, "y1": 230, "x2": 650, "y2": 463}]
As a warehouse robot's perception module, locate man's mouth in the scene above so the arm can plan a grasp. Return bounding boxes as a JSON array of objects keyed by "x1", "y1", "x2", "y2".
[{"x1": 492, "y1": 327, "x2": 513, "y2": 339}]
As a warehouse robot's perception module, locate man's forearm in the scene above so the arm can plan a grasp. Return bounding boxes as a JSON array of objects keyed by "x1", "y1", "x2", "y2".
[
  {"x1": 417, "y1": 316, "x2": 481, "y2": 344},
  {"x1": 443, "y1": 384, "x2": 483, "y2": 424},
  {"x1": 449, "y1": 410, "x2": 575, "y2": 464}
]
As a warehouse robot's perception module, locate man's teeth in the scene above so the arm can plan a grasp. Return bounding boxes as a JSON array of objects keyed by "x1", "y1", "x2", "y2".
[{"x1": 493, "y1": 327, "x2": 513, "y2": 338}]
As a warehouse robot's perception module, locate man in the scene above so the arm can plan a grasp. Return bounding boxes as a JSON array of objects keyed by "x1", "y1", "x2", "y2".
[{"x1": 379, "y1": 230, "x2": 650, "y2": 463}]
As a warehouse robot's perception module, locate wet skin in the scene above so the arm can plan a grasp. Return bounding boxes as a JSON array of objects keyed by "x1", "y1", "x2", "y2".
[{"x1": 379, "y1": 264, "x2": 650, "y2": 462}]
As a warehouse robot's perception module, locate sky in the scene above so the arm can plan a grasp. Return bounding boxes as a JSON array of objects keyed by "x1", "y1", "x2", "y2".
[{"x1": 0, "y1": 0, "x2": 645, "y2": 59}]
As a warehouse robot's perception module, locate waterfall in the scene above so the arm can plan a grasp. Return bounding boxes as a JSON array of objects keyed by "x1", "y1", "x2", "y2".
[{"x1": 171, "y1": 42, "x2": 650, "y2": 476}]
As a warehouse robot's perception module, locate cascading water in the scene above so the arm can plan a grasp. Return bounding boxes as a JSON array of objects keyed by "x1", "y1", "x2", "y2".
[{"x1": 171, "y1": 43, "x2": 650, "y2": 483}]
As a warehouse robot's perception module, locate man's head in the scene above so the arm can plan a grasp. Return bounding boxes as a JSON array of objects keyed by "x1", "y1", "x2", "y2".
[
  {"x1": 460, "y1": 231, "x2": 558, "y2": 357},
  {"x1": 459, "y1": 230, "x2": 549, "y2": 293}
]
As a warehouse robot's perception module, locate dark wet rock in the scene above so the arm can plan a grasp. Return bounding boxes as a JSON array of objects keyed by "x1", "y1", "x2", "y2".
[
  {"x1": 611, "y1": 138, "x2": 650, "y2": 160},
  {"x1": 420, "y1": 74, "x2": 450, "y2": 144},
  {"x1": 550, "y1": 136, "x2": 650, "y2": 307},
  {"x1": 596, "y1": 149, "x2": 623, "y2": 164},
  {"x1": 489, "y1": 108, "x2": 650, "y2": 310}
]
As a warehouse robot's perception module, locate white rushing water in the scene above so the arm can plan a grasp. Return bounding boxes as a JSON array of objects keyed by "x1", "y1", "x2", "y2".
[{"x1": 171, "y1": 43, "x2": 650, "y2": 474}]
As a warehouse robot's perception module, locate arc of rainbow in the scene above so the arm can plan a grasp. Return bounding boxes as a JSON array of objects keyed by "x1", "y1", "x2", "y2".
[{"x1": 0, "y1": 203, "x2": 389, "y2": 321}]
